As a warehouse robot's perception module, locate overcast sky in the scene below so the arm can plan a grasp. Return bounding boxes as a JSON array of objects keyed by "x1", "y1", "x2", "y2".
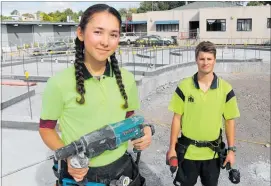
[{"x1": 1, "y1": 1, "x2": 141, "y2": 16}]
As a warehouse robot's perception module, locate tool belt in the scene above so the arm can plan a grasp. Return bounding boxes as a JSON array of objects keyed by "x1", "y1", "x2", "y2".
[
  {"x1": 176, "y1": 129, "x2": 223, "y2": 162},
  {"x1": 53, "y1": 152, "x2": 146, "y2": 186},
  {"x1": 173, "y1": 129, "x2": 224, "y2": 186}
]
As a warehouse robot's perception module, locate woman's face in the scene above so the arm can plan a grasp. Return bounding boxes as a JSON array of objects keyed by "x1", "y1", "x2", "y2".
[{"x1": 77, "y1": 11, "x2": 120, "y2": 62}]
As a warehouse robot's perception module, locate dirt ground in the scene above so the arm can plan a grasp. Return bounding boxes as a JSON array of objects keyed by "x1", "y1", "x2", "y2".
[{"x1": 133, "y1": 72, "x2": 270, "y2": 186}]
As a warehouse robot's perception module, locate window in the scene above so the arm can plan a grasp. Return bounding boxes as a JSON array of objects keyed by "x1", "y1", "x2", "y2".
[
  {"x1": 156, "y1": 24, "x2": 179, "y2": 32},
  {"x1": 237, "y1": 19, "x2": 252, "y2": 31},
  {"x1": 268, "y1": 18, "x2": 271, "y2": 28},
  {"x1": 126, "y1": 33, "x2": 136, "y2": 36},
  {"x1": 206, "y1": 19, "x2": 226, "y2": 31}
]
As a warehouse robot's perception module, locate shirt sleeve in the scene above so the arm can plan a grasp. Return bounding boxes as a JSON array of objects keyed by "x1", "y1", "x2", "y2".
[
  {"x1": 40, "y1": 77, "x2": 64, "y2": 120},
  {"x1": 223, "y1": 88, "x2": 240, "y2": 120},
  {"x1": 168, "y1": 84, "x2": 185, "y2": 115},
  {"x1": 126, "y1": 80, "x2": 140, "y2": 112}
]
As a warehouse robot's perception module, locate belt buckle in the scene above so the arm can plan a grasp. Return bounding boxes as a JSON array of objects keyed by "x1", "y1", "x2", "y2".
[{"x1": 194, "y1": 140, "x2": 199, "y2": 146}]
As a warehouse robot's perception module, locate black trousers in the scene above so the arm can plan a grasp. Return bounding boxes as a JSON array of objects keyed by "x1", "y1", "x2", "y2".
[
  {"x1": 54, "y1": 152, "x2": 146, "y2": 186},
  {"x1": 174, "y1": 158, "x2": 220, "y2": 186}
]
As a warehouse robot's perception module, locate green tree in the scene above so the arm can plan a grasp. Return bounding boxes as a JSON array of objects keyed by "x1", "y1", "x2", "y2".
[
  {"x1": 40, "y1": 12, "x2": 53, "y2": 21},
  {"x1": 1, "y1": 15, "x2": 12, "y2": 20},
  {"x1": 129, "y1": 8, "x2": 137, "y2": 14},
  {"x1": 136, "y1": 1, "x2": 194, "y2": 13},
  {"x1": 119, "y1": 8, "x2": 128, "y2": 17},
  {"x1": 11, "y1": 9, "x2": 19, "y2": 15},
  {"x1": 168, "y1": 1, "x2": 187, "y2": 9},
  {"x1": 78, "y1": 10, "x2": 84, "y2": 17},
  {"x1": 137, "y1": 2, "x2": 156, "y2": 13},
  {"x1": 247, "y1": 1, "x2": 271, "y2": 6},
  {"x1": 247, "y1": 1, "x2": 264, "y2": 6},
  {"x1": 119, "y1": 8, "x2": 138, "y2": 20}
]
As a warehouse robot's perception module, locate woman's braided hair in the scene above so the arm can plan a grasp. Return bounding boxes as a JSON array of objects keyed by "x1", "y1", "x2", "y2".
[
  {"x1": 74, "y1": 4, "x2": 128, "y2": 109},
  {"x1": 110, "y1": 53, "x2": 128, "y2": 108}
]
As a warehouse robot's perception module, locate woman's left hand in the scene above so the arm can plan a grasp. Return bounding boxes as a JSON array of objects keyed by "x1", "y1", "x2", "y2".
[{"x1": 131, "y1": 126, "x2": 152, "y2": 151}]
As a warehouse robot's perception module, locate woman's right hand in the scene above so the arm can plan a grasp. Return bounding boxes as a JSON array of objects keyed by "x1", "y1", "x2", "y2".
[{"x1": 67, "y1": 158, "x2": 89, "y2": 182}]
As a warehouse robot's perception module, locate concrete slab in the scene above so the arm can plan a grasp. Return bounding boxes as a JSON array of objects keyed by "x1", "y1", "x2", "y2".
[
  {"x1": 1, "y1": 83, "x2": 36, "y2": 110},
  {"x1": 1, "y1": 62, "x2": 72, "y2": 77},
  {"x1": 1, "y1": 129, "x2": 56, "y2": 186},
  {"x1": 1, "y1": 83, "x2": 46, "y2": 121}
]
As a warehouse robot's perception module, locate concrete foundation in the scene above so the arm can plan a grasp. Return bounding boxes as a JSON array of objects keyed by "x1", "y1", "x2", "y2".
[
  {"x1": 1, "y1": 89, "x2": 35, "y2": 110},
  {"x1": 138, "y1": 61, "x2": 270, "y2": 100}
]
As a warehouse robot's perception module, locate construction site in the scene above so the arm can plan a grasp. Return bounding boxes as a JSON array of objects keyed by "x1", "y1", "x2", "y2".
[{"x1": 1, "y1": 34, "x2": 270, "y2": 185}]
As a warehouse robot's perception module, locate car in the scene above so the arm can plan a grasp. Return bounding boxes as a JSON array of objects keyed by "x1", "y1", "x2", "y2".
[
  {"x1": 119, "y1": 33, "x2": 139, "y2": 45},
  {"x1": 134, "y1": 35, "x2": 171, "y2": 47},
  {"x1": 263, "y1": 40, "x2": 271, "y2": 46},
  {"x1": 32, "y1": 41, "x2": 70, "y2": 55},
  {"x1": 148, "y1": 35, "x2": 175, "y2": 45}
]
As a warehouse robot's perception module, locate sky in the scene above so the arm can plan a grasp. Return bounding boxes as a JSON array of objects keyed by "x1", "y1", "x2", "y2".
[{"x1": 1, "y1": 1, "x2": 141, "y2": 16}]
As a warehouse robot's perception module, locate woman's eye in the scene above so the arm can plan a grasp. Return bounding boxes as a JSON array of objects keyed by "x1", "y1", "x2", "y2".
[
  {"x1": 111, "y1": 34, "x2": 118, "y2": 38},
  {"x1": 94, "y1": 31, "x2": 101, "y2": 34}
]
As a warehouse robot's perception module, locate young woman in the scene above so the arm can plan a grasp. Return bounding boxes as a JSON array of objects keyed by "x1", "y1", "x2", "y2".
[{"x1": 39, "y1": 4, "x2": 152, "y2": 186}]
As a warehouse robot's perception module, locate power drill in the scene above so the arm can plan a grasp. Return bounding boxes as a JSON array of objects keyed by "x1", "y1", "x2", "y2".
[
  {"x1": 54, "y1": 115, "x2": 149, "y2": 164},
  {"x1": 220, "y1": 146, "x2": 241, "y2": 184},
  {"x1": 53, "y1": 115, "x2": 155, "y2": 186},
  {"x1": 166, "y1": 156, "x2": 178, "y2": 177}
]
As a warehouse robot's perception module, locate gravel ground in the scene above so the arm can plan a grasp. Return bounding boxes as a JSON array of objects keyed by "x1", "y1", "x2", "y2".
[{"x1": 134, "y1": 72, "x2": 270, "y2": 186}]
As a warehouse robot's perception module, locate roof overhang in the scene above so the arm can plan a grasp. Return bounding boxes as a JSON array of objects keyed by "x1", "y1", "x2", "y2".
[{"x1": 154, "y1": 20, "x2": 179, "y2": 24}]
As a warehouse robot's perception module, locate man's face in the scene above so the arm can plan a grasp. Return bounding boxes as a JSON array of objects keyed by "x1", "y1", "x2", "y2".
[{"x1": 196, "y1": 51, "x2": 216, "y2": 75}]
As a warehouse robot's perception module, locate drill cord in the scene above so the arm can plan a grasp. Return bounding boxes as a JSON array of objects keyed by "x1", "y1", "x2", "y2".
[
  {"x1": 1, "y1": 155, "x2": 54, "y2": 178},
  {"x1": 135, "y1": 152, "x2": 141, "y2": 165}
]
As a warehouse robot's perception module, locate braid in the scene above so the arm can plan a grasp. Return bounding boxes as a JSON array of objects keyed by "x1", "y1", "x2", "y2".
[
  {"x1": 110, "y1": 53, "x2": 128, "y2": 109},
  {"x1": 74, "y1": 37, "x2": 86, "y2": 104}
]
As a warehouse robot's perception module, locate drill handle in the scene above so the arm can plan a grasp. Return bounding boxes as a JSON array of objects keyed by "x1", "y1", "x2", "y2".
[
  {"x1": 166, "y1": 156, "x2": 178, "y2": 166},
  {"x1": 225, "y1": 162, "x2": 231, "y2": 170},
  {"x1": 166, "y1": 156, "x2": 178, "y2": 176},
  {"x1": 131, "y1": 126, "x2": 145, "y2": 153},
  {"x1": 70, "y1": 152, "x2": 89, "y2": 169}
]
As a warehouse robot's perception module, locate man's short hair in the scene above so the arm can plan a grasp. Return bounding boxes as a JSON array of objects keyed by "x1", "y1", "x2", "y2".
[{"x1": 195, "y1": 41, "x2": 216, "y2": 59}]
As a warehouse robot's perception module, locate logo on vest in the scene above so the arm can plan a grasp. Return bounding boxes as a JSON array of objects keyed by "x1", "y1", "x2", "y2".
[{"x1": 188, "y1": 95, "x2": 194, "y2": 103}]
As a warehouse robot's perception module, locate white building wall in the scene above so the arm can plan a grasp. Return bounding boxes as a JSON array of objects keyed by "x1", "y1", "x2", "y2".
[
  {"x1": 132, "y1": 5, "x2": 271, "y2": 44},
  {"x1": 1, "y1": 25, "x2": 9, "y2": 47},
  {"x1": 199, "y1": 6, "x2": 271, "y2": 44}
]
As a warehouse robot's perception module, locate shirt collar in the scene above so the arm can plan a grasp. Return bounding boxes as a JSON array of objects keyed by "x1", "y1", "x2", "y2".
[
  {"x1": 193, "y1": 72, "x2": 218, "y2": 89},
  {"x1": 81, "y1": 61, "x2": 113, "y2": 80}
]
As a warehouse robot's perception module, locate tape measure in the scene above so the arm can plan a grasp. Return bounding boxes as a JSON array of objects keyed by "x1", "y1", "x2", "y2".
[
  {"x1": 110, "y1": 176, "x2": 131, "y2": 186},
  {"x1": 118, "y1": 176, "x2": 131, "y2": 186}
]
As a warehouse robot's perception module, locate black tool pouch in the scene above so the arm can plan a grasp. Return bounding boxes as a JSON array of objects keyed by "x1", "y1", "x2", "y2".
[
  {"x1": 175, "y1": 142, "x2": 188, "y2": 164},
  {"x1": 173, "y1": 167, "x2": 187, "y2": 186},
  {"x1": 219, "y1": 141, "x2": 228, "y2": 169},
  {"x1": 173, "y1": 141, "x2": 189, "y2": 186},
  {"x1": 127, "y1": 154, "x2": 146, "y2": 186}
]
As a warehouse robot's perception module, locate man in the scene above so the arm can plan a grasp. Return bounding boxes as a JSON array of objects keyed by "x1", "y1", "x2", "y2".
[{"x1": 167, "y1": 41, "x2": 240, "y2": 186}]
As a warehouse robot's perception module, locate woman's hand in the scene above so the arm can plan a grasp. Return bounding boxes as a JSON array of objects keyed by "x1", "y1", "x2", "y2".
[
  {"x1": 67, "y1": 158, "x2": 89, "y2": 182},
  {"x1": 131, "y1": 126, "x2": 152, "y2": 151}
]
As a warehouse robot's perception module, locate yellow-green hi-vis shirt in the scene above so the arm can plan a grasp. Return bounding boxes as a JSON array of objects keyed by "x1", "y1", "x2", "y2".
[
  {"x1": 168, "y1": 72, "x2": 240, "y2": 160},
  {"x1": 40, "y1": 62, "x2": 140, "y2": 167}
]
